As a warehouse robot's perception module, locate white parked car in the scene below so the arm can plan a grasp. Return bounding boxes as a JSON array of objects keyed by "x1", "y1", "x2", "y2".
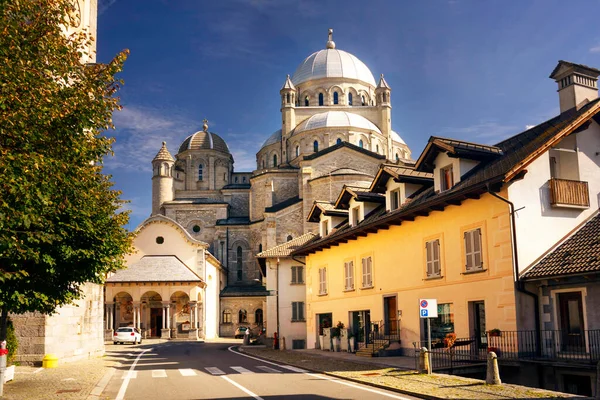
[{"x1": 113, "y1": 327, "x2": 142, "y2": 345}]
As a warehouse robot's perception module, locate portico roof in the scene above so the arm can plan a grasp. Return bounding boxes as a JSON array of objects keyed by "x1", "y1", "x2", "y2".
[{"x1": 107, "y1": 255, "x2": 203, "y2": 283}]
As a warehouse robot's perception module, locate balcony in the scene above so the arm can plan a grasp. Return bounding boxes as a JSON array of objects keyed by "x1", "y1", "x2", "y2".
[{"x1": 549, "y1": 178, "x2": 590, "y2": 209}]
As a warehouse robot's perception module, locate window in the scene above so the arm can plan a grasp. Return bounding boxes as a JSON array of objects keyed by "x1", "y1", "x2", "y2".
[
  {"x1": 376, "y1": 144, "x2": 379, "y2": 153},
  {"x1": 295, "y1": 145, "x2": 300, "y2": 157},
  {"x1": 313, "y1": 140, "x2": 319, "y2": 153},
  {"x1": 304, "y1": 96, "x2": 309, "y2": 106},
  {"x1": 361, "y1": 95, "x2": 366, "y2": 106},
  {"x1": 318, "y1": 93, "x2": 324, "y2": 106},
  {"x1": 222, "y1": 309, "x2": 232, "y2": 324},
  {"x1": 348, "y1": 93, "x2": 353, "y2": 105},
  {"x1": 255, "y1": 309, "x2": 263, "y2": 324},
  {"x1": 361, "y1": 256, "x2": 373, "y2": 288},
  {"x1": 390, "y1": 189, "x2": 400, "y2": 210},
  {"x1": 352, "y1": 206, "x2": 360, "y2": 225},
  {"x1": 321, "y1": 220, "x2": 329, "y2": 236},
  {"x1": 464, "y1": 228, "x2": 483, "y2": 271},
  {"x1": 291, "y1": 266, "x2": 304, "y2": 284},
  {"x1": 235, "y1": 177, "x2": 238, "y2": 183},
  {"x1": 192, "y1": 225, "x2": 201, "y2": 233},
  {"x1": 292, "y1": 302, "x2": 305, "y2": 321},
  {"x1": 426, "y1": 239, "x2": 441, "y2": 277},
  {"x1": 243, "y1": 177, "x2": 246, "y2": 183},
  {"x1": 336, "y1": 138, "x2": 342, "y2": 145},
  {"x1": 344, "y1": 261, "x2": 354, "y2": 290},
  {"x1": 236, "y1": 246, "x2": 243, "y2": 280},
  {"x1": 238, "y1": 309, "x2": 247, "y2": 323},
  {"x1": 273, "y1": 154, "x2": 277, "y2": 167},
  {"x1": 156, "y1": 236, "x2": 164, "y2": 244},
  {"x1": 395, "y1": 153, "x2": 399, "y2": 162},
  {"x1": 333, "y1": 92, "x2": 339, "y2": 104},
  {"x1": 287, "y1": 235, "x2": 293, "y2": 241},
  {"x1": 286, "y1": 93, "x2": 290, "y2": 103},
  {"x1": 358, "y1": 139, "x2": 364, "y2": 148},
  {"x1": 427, "y1": 303, "x2": 454, "y2": 340},
  {"x1": 292, "y1": 339, "x2": 306, "y2": 349},
  {"x1": 258, "y1": 244, "x2": 262, "y2": 253},
  {"x1": 318, "y1": 268, "x2": 327, "y2": 295},
  {"x1": 198, "y1": 164, "x2": 203, "y2": 181},
  {"x1": 262, "y1": 159, "x2": 265, "y2": 169},
  {"x1": 440, "y1": 165, "x2": 454, "y2": 191},
  {"x1": 550, "y1": 156, "x2": 558, "y2": 178}
]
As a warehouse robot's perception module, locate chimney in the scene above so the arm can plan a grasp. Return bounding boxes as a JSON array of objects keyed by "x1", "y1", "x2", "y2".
[{"x1": 550, "y1": 60, "x2": 600, "y2": 113}]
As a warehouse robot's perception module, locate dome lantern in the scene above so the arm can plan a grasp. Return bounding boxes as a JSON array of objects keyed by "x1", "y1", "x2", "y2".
[{"x1": 326, "y1": 28, "x2": 335, "y2": 49}]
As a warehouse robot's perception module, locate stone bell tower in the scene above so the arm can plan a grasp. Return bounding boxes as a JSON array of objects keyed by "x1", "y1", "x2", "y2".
[{"x1": 151, "y1": 142, "x2": 175, "y2": 215}]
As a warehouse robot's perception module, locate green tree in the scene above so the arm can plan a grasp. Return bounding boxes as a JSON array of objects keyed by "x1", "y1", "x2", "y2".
[{"x1": 0, "y1": 0, "x2": 132, "y2": 346}]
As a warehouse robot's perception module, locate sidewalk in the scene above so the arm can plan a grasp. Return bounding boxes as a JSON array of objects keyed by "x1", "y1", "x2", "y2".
[{"x1": 240, "y1": 346, "x2": 583, "y2": 399}]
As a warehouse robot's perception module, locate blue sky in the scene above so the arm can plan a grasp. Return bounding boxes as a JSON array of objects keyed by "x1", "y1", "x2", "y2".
[{"x1": 97, "y1": 0, "x2": 600, "y2": 229}]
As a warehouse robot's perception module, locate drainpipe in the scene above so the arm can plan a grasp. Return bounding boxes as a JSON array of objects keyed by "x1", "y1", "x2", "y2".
[
  {"x1": 486, "y1": 188, "x2": 540, "y2": 338},
  {"x1": 291, "y1": 256, "x2": 306, "y2": 265}
]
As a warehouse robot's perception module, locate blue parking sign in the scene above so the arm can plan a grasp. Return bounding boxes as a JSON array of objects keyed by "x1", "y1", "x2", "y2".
[{"x1": 420, "y1": 309, "x2": 428, "y2": 317}]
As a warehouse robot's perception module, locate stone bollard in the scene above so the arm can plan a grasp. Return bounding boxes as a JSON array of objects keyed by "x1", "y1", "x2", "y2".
[
  {"x1": 486, "y1": 351, "x2": 501, "y2": 385},
  {"x1": 280, "y1": 337, "x2": 286, "y2": 351},
  {"x1": 243, "y1": 328, "x2": 250, "y2": 346},
  {"x1": 419, "y1": 347, "x2": 431, "y2": 374},
  {"x1": 595, "y1": 361, "x2": 600, "y2": 399}
]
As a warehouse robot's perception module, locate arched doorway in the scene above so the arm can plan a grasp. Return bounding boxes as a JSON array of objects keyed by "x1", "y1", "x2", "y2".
[
  {"x1": 113, "y1": 292, "x2": 133, "y2": 328},
  {"x1": 141, "y1": 291, "x2": 163, "y2": 337},
  {"x1": 170, "y1": 291, "x2": 190, "y2": 338}
]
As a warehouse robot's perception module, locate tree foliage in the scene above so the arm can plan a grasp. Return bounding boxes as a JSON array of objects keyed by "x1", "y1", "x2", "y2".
[{"x1": 0, "y1": 0, "x2": 132, "y2": 320}]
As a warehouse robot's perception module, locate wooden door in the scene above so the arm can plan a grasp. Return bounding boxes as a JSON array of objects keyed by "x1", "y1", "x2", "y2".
[
  {"x1": 558, "y1": 292, "x2": 585, "y2": 350},
  {"x1": 384, "y1": 296, "x2": 397, "y2": 335}
]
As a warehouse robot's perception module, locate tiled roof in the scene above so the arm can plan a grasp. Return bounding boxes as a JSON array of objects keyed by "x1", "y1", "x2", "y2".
[
  {"x1": 107, "y1": 256, "x2": 202, "y2": 283},
  {"x1": 256, "y1": 232, "x2": 318, "y2": 258},
  {"x1": 302, "y1": 141, "x2": 386, "y2": 161},
  {"x1": 293, "y1": 99, "x2": 600, "y2": 256},
  {"x1": 370, "y1": 164, "x2": 433, "y2": 193},
  {"x1": 416, "y1": 137, "x2": 503, "y2": 172},
  {"x1": 216, "y1": 217, "x2": 251, "y2": 226},
  {"x1": 307, "y1": 201, "x2": 348, "y2": 222},
  {"x1": 178, "y1": 131, "x2": 231, "y2": 155},
  {"x1": 265, "y1": 196, "x2": 302, "y2": 213},
  {"x1": 220, "y1": 285, "x2": 270, "y2": 297},
  {"x1": 334, "y1": 184, "x2": 385, "y2": 209},
  {"x1": 222, "y1": 183, "x2": 251, "y2": 190},
  {"x1": 521, "y1": 213, "x2": 600, "y2": 280},
  {"x1": 152, "y1": 142, "x2": 175, "y2": 162},
  {"x1": 164, "y1": 198, "x2": 228, "y2": 205},
  {"x1": 549, "y1": 60, "x2": 600, "y2": 79}
]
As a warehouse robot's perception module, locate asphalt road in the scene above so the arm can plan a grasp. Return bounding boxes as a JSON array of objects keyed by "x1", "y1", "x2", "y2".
[{"x1": 101, "y1": 341, "x2": 421, "y2": 400}]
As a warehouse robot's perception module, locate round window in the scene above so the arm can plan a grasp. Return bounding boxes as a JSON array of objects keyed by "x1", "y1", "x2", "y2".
[
  {"x1": 156, "y1": 236, "x2": 164, "y2": 244},
  {"x1": 192, "y1": 225, "x2": 201, "y2": 233}
]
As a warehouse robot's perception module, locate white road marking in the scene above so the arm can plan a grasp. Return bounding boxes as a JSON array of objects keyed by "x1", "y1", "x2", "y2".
[
  {"x1": 152, "y1": 369, "x2": 167, "y2": 378},
  {"x1": 231, "y1": 366, "x2": 254, "y2": 374},
  {"x1": 221, "y1": 375, "x2": 264, "y2": 400},
  {"x1": 120, "y1": 371, "x2": 137, "y2": 379},
  {"x1": 256, "y1": 366, "x2": 281, "y2": 373},
  {"x1": 279, "y1": 365, "x2": 308, "y2": 373},
  {"x1": 228, "y1": 346, "x2": 414, "y2": 400},
  {"x1": 205, "y1": 367, "x2": 225, "y2": 375},
  {"x1": 179, "y1": 368, "x2": 196, "y2": 376},
  {"x1": 33, "y1": 367, "x2": 44, "y2": 374},
  {"x1": 116, "y1": 348, "x2": 152, "y2": 400}
]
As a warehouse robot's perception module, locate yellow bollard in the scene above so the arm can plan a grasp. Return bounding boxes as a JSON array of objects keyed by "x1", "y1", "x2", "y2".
[{"x1": 42, "y1": 354, "x2": 59, "y2": 368}]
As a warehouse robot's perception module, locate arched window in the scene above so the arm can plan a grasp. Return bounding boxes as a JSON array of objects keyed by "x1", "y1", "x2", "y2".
[
  {"x1": 236, "y1": 246, "x2": 243, "y2": 281},
  {"x1": 348, "y1": 93, "x2": 353, "y2": 105},
  {"x1": 359, "y1": 140, "x2": 364, "y2": 148},
  {"x1": 304, "y1": 96, "x2": 309, "y2": 106},
  {"x1": 396, "y1": 153, "x2": 400, "y2": 162},
  {"x1": 198, "y1": 164, "x2": 203, "y2": 181},
  {"x1": 318, "y1": 93, "x2": 324, "y2": 106},
  {"x1": 287, "y1": 235, "x2": 293, "y2": 241},
  {"x1": 313, "y1": 140, "x2": 319, "y2": 153},
  {"x1": 333, "y1": 92, "x2": 339, "y2": 105},
  {"x1": 238, "y1": 309, "x2": 247, "y2": 323},
  {"x1": 163, "y1": 163, "x2": 169, "y2": 176},
  {"x1": 336, "y1": 138, "x2": 342, "y2": 145},
  {"x1": 286, "y1": 93, "x2": 290, "y2": 103},
  {"x1": 255, "y1": 309, "x2": 263, "y2": 324},
  {"x1": 258, "y1": 244, "x2": 262, "y2": 253},
  {"x1": 376, "y1": 144, "x2": 379, "y2": 153},
  {"x1": 361, "y1": 95, "x2": 366, "y2": 106},
  {"x1": 222, "y1": 309, "x2": 232, "y2": 324},
  {"x1": 295, "y1": 145, "x2": 300, "y2": 157},
  {"x1": 273, "y1": 154, "x2": 277, "y2": 167}
]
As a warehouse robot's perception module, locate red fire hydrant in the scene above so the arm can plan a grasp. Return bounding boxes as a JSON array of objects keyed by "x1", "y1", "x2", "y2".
[{"x1": 273, "y1": 332, "x2": 279, "y2": 350}]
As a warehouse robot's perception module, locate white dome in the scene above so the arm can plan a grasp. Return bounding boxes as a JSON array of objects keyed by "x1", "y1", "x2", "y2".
[
  {"x1": 291, "y1": 49, "x2": 376, "y2": 87},
  {"x1": 294, "y1": 111, "x2": 381, "y2": 135},
  {"x1": 391, "y1": 130, "x2": 406, "y2": 145}
]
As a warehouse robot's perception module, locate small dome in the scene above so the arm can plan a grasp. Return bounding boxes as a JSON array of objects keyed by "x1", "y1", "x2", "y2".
[
  {"x1": 293, "y1": 111, "x2": 381, "y2": 135},
  {"x1": 391, "y1": 130, "x2": 406, "y2": 145},
  {"x1": 261, "y1": 129, "x2": 282, "y2": 149},
  {"x1": 292, "y1": 49, "x2": 376, "y2": 87},
  {"x1": 178, "y1": 131, "x2": 230, "y2": 155}
]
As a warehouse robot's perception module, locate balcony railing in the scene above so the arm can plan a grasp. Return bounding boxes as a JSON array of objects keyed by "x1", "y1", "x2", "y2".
[
  {"x1": 412, "y1": 330, "x2": 600, "y2": 371},
  {"x1": 549, "y1": 178, "x2": 590, "y2": 208}
]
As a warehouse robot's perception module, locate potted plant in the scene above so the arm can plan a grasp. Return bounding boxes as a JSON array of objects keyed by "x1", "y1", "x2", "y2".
[
  {"x1": 4, "y1": 319, "x2": 18, "y2": 383},
  {"x1": 489, "y1": 328, "x2": 502, "y2": 337},
  {"x1": 348, "y1": 330, "x2": 355, "y2": 353},
  {"x1": 330, "y1": 321, "x2": 344, "y2": 352}
]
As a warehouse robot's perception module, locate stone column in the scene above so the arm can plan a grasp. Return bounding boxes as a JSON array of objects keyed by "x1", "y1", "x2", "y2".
[
  {"x1": 132, "y1": 304, "x2": 137, "y2": 328},
  {"x1": 104, "y1": 303, "x2": 114, "y2": 341},
  {"x1": 188, "y1": 301, "x2": 198, "y2": 340},
  {"x1": 134, "y1": 303, "x2": 141, "y2": 330},
  {"x1": 161, "y1": 301, "x2": 171, "y2": 339}
]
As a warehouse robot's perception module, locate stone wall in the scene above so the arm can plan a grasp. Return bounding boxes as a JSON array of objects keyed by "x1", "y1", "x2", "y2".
[
  {"x1": 227, "y1": 226, "x2": 257, "y2": 283},
  {"x1": 225, "y1": 192, "x2": 250, "y2": 217},
  {"x1": 220, "y1": 296, "x2": 266, "y2": 337}
]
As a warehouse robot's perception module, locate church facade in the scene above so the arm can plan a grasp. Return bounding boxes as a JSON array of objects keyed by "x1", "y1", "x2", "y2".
[{"x1": 144, "y1": 29, "x2": 412, "y2": 338}]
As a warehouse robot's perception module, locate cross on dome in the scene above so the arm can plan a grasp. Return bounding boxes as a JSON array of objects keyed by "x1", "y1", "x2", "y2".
[
  {"x1": 202, "y1": 118, "x2": 208, "y2": 132},
  {"x1": 326, "y1": 28, "x2": 335, "y2": 49}
]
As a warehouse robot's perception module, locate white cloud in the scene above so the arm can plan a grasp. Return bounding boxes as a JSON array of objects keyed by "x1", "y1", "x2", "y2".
[
  {"x1": 525, "y1": 124, "x2": 535, "y2": 130},
  {"x1": 590, "y1": 45, "x2": 600, "y2": 53}
]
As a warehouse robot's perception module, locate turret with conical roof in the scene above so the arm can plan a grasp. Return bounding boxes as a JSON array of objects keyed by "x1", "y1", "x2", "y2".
[
  {"x1": 280, "y1": 75, "x2": 297, "y2": 160},
  {"x1": 375, "y1": 74, "x2": 393, "y2": 159},
  {"x1": 152, "y1": 141, "x2": 175, "y2": 215}
]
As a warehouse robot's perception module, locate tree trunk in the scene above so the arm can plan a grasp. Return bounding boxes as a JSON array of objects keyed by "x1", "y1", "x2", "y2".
[{"x1": 0, "y1": 308, "x2": 7, "y2": 343}]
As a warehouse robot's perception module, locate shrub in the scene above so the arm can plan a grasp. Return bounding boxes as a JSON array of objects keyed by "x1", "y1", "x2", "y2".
[{"x1": 6, "y1": 319, "x2": 18, "y2": 366}]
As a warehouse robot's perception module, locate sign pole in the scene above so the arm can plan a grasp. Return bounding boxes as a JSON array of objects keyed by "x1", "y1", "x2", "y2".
[{"x1": 427, "y1": 318, "x2": 432, "y2": 374}]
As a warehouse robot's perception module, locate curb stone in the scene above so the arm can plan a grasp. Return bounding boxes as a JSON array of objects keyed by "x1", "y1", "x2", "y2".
[{"x1": 236, "y1": 346, "x2": 443, "y2": 400}]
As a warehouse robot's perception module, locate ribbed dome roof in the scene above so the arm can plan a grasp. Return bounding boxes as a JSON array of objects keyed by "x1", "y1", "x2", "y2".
[
  {"x1": 294, "y1": 111, "x2": 381, "y2": 135},
  {"x1": 261, "y1": 129, "x2": 281, "y2": 148},
  {"x1": 178, "y1": 131, "x2": 230, "y2": 155},
  {"x1": 291, "y1": 49, "x2": 376, "y2": 87}
]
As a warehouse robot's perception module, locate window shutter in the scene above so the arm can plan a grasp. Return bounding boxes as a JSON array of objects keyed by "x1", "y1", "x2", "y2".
[
  {"x1": 299, "y1": 266, "x2": 304, "y2": 283},
  {"x1": 474, "y1": 229, "x2": 482, "y2": 268},
  {"x1": 465, "y1": 231, "x2": 473, "y2": 270},
  {"x1": 426, "y1": 241, "x2": 433, "y2": 276},
  {"x1": 350, "y1": 261, "x2": 354, "y2": 289},
  {"x1": 300, "y1": 302, "x2": 305, "y2": 321},
  {"x1": 433, "y1": 240, "x2": 441, "y2": 275},
  {"x1": 292, "y1": 302, "x2": 297, "y2": 320}
]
